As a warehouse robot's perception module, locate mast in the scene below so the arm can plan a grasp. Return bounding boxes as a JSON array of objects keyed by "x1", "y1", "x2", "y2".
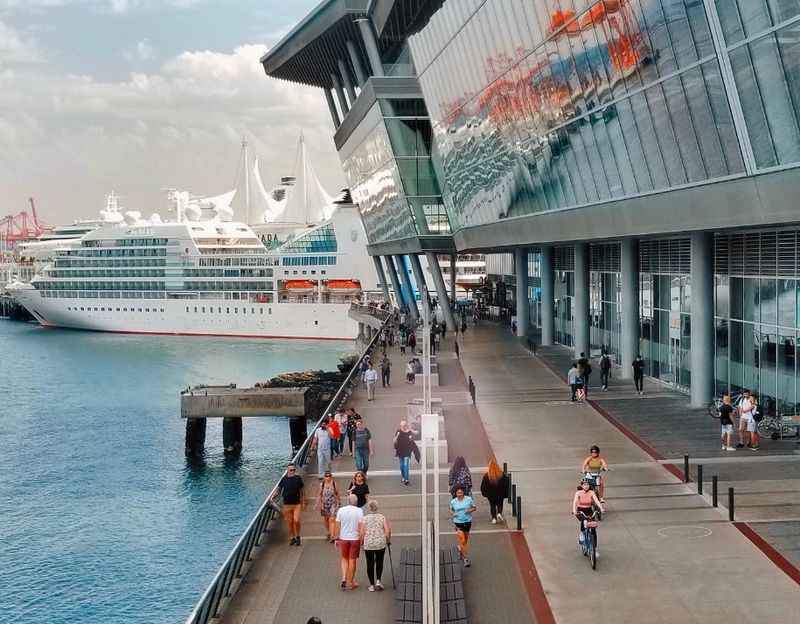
[
  {"x1": 301, "y1": 132, "x2": 309, "y2": 224},
  {"x1": 243, "y1": 137, "x2": 251, "y2": 225}
]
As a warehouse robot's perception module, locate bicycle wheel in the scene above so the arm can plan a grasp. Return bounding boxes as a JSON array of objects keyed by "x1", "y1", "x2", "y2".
[
  {"x1": 707, "y1": 401, "x2": 719, "y2": 419},
  {"x1": 757, "y1": 419, "x2": 776, "y2": 437},
  {"x1": 588, "y1": 531, "x2": 597, "y2": 570}
]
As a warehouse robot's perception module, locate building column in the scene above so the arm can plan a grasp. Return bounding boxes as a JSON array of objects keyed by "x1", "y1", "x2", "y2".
[
  {"x1": 373, "y1": 256, "x2": 391, "y2": 302},
  {"x1": 409, "y1": 254, "x2": 430, "y2": 319},
  {"x1": 337, "y1": 58, "x2": 357, "y2": 104},
  {"x1": 540, "y1": 245, "x2": 554, "y2": 346},
  {"x1": 426, "y1": 252, "x2": 456, "y2": 331},
  {"x1": 574, "y1": 243, "x2": 590, "y2": 358},
  {"x1": 515, "y1": 247, "x2": 529, "y2": 337},
  {"x1": 323, "y1": 89, "x2": 341, "y2": 129},
  {"x1": 356, "y1": 18, "x2": 384, "y2": 77},
  {"x1": 449, "y1": 253, "x2": 457, "y2": 305},
  {"x1": 346, "y1": 39, "x2": 367, "y2": 86},
  {"x1": 330, "y1": 72, "x2": 349, "y2": 116},
  {"x1": 690, "y1": 231, "x2": 714, "y2": 408},
  {"x1": 384, "y1": 255, "x2": 404, "y2": 309},
  {"x1": 620, "y1": 238, "x2": 640, "y2": 379},
  {"x1": 395, "y1": 255, "x2": 419, "y2": 322}
]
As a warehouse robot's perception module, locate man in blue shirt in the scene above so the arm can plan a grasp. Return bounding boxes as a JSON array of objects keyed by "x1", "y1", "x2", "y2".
[{"x1": 449, "y1": 485, "x2": 477, "y2": 567}]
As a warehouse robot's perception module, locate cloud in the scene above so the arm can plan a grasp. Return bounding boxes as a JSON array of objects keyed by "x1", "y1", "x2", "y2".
[
  {"x1": 124, "y1": 37, "x2": 155, "y2": 62},
  {"x1": 0, "y1": 19, "x2": 42, "y2": 63},
  {"x1": 0, "y1": 43, "x2": 343, "y2": 223}
]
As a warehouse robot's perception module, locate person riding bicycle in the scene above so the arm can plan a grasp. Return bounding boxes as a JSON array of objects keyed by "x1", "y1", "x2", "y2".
[
  {"x1": 581, "y1": 445, "x2": 609, "y2": 502},
  {"x1": 572, "y1": 477, "x2": 604, "y2": 553}
]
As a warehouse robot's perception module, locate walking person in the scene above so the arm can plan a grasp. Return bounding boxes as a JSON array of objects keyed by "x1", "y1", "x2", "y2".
[
  {"x1": 430, "y1": 324, "x2": 438, "y2": 355},
  {"x1": 449, "y1": 456, "x2": 473, "y2": 497},
  {"x1": 327, "y1": 416, "x2": 341, "y2": 458},
  {"x1": 394, "y1": 420, "x2": 419, "y2": 486},
  {"x1": 364, "y1": 363, "x2": 379, "y2": 401},
  {"x1": 736, "y1": 389, "x2": 756, "y2": 449},
  {"x1": 750, "y1": 394, "x2": 762, "y2": 450},
  {"x1": 348, "y1": 470, "x2": 370, "y2": 510},
  {"x1": 380, "y1": 354, "x2": 391, "y2": 388},
  {"x1": 450, "y1": 486, "x2": 477, "y2": 567},
  {"x1": 479, "y1": 459, "x2": 509, "y2": 524},
  {"x1": 334, "y1": 409, "x2": 348, "y2": 456},
  {"x1": 719, "y1": 392, "x2": 736, "y2": 451},
  {"x1": 577, "y1": 352, "x2": 592, "y2": 398},
  {"x1": 408, "y1": 330, "x2": 417, "y2": 354},
  {"x1": 568, "y1": 362, "x2": 580, "y2": 402},
  {"x1": 406, "y1": 359, "x2": 416, "y2": 384},
  {"x1": 345, "y1": 408, "x2": 358, "y2": 456},
  {"x1": 360, "y1": 499, "x2": 392, "y2": 592},
  {"x1": 353, "y1": 418, "x2": 374, "y2": 474},
  {"x1": 317, "y1": 471, "x2": 340, "y2": 542},
  {"x1": 399, "y1": 328, "x2": 407, "y2": 355},
  {"x1": 313, "y1": 421, "x2": 333, "y2": 474},
  {"x1": 279, "y1": 463, "x2": 304, "y2": 545},
  {"x1": 334, "y1": 494, "x2": 364, "y2": 590},
  {"x1": 632, "y1": 354, "x2": 645, "y2": 395},
  {"x1": 599, "y1": 349, "x2": 611, "y2": 391},
  {"x1": 441, "y1": 319, "x2": 447, "y2": 340}
]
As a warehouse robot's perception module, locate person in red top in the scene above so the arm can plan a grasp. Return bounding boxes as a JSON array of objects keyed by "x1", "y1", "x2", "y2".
[{"x1": 327, "y1": 416, "x2": 342, "y2": 458}]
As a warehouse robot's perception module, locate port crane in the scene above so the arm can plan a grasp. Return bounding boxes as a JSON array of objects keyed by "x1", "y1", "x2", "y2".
[{"x1": 0, "y1": 198, "x2": 51, "y2": 253}]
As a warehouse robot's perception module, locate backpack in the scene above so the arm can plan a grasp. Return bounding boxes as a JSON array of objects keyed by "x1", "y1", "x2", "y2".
[{"x1": 753, "y1": 404, "x2": 764, "y2": 422}]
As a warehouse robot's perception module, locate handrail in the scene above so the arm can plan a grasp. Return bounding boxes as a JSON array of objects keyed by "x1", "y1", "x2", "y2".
[{"x1": 183, "y1": 309, "x2": 394, "y2": 624}]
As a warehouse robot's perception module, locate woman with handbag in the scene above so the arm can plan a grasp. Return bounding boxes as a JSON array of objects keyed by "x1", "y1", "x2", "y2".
[{"x1": 359, "y1": 499, "x2": 392, "y2": 592}]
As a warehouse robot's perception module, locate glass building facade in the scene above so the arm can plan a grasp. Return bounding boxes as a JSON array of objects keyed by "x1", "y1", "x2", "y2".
[{"x1": 406, "y1": 0, "x2": 800, "y2": 232}]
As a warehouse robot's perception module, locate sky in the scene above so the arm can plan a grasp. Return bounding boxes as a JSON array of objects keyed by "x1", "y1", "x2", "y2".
[{"x1": 0, "y1": 0, "x2": 344, "y2": 225}]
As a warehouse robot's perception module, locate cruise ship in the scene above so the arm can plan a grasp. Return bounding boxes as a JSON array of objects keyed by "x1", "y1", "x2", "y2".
[{"x1": 7, "y1": 191, "x2": 378, "y2": 340}]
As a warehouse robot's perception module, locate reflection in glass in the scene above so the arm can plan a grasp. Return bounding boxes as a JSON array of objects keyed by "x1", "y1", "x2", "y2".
[
  {"x1": 716, "y1": 318, "x2": 729, "y2": 395},
  {"x1": 778, "y1": 278, "x2": 795, "y2": 328}
]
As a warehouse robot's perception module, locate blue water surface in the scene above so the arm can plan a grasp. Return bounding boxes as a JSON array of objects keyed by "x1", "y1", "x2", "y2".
[{"x1": 0, "y1": 321, "x2": 349, "y2": 624}]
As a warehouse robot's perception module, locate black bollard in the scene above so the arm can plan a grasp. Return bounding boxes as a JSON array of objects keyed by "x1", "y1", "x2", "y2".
[
  {"x1": 507, "y1": 472, "x2": 513, "y2": 503},
  {"x1": 512, "y1": 484, "x2": 517, "y2": 517},
  {"x1": 712, "y1": 476, "x2": 718, "y2": 507},
  {"x1": 697, "y1": 465, "x2": 703, "y2": 495},
  {"x1": 516, "y1": 496, "x2": 522, "y2": 531},
  {"x1": 684, "y1": 454, "x2": 690, "y2": 483},
  {"x1": 503, "y1": 462, "x2": 508, "y2": 475},
  {"x1": 728, "y1": 487, "x2": 735, "y2": 521}
]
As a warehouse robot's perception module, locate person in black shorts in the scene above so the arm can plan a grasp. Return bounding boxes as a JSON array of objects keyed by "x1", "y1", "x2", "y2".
[
  {"x1": 449, "y1": 485, "x2": 476, "y2": 567},
  {"x1": 278, "y1": 463, "x2": 305, "y2": 545},
  {"x1": 719, "y1": 392, "x2": 735, "y2": 451}
]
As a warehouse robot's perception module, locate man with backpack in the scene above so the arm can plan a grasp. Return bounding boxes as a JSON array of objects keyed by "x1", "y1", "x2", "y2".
[{"x1": 598, "y1": 349, "x2": 612, "y2": 391}]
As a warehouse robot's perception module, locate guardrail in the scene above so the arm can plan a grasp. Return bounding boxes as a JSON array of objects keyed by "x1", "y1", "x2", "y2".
[
  {"x1": 349, "y1": 302, "x2": 392, "y2": 322},
  {"x1": 183, "y1": 311, "x2": 392, "y2": 624}
]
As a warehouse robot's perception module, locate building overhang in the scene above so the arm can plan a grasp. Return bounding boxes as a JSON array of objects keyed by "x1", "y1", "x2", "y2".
[
  {"x1": 451, "y1": 167, "x2": 800, "y2": 252},
  {"x1": 366, "y1": 235, "x2": 455, "y2": 256},
  {"x1": 370, "y1": 0, "x2": 445, "y2": 44},
  {"x1": 261, "y1": 0, "x2": 369, "y2": 89}
]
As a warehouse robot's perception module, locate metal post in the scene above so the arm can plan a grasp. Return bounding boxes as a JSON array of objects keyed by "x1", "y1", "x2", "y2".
[
  {"x1": 712, "y1": 475, "x2": 718, "y2": 507},
  {"x1": 507, "y1": 473, "x2": 513, "y2": 502},
  {"x1": 356, "y1": 18, "x2": 385, "y2": 77},
  {"x1": 514, "y1": 247, "x2": 529, "y2": 337},
  {"x1": 728, "y1": 487, "x2": 735, "y2": 521},
  {"x1": 684, "y1": 454, "x2": 690, "y2": 483},
  {"x1": 512, "y1": 484, "x2": 517, "y2": 516},
  {"x1": 345, "y1": 39, "x2": 367, "y2": 86},
  {"x1": 540, "y1": 245, "x2": 554, "y2": 346},
  {"x1": 503, "y1": 462, "x2": 508, "y2": 475},
  {"x1": 697, "y1": 465, "x2": 703, "y2": 495},
  {"x1": 516, "y1": 497, "x2": 522, "y2": 531},
  {"x1": 425, "y1": 251, "x2": 456, "y2": 332}
]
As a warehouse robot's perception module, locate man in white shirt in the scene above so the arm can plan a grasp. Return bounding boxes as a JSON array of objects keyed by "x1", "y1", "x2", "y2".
[
  {"x1": 364, "y1": 363, "x2": 379, "y2": 401},
  {"x1": 736, "y1": 390, "x2": 756, "y2": 449},
  {"x1": 334, "y1": 494, "x2": 364, "y2": 590}
]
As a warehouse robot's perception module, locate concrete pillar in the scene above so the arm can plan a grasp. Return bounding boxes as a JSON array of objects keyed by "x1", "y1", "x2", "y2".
[
  {"x1": 324, "y1": 89, "x2": 341, "y2": 129},
  {"x1": 184, "y1": 417, "x2": 206, "y2": 456},
  {"x1": 330, "y1": 72, "x2": 349, "y2": 116},
  {"x1": 384, "y1": 255, "x2": 404, "y2": 309},
  {"x1": 449, "y1": 253, "x2": 457, "y2": 305},
  {"x1": 620, "y1": 238, "x2": 640, "y2": 379},
  {"x1": 288, "y1": 416, "x2": 307, "y2": 453},
  {"x1": 395, "y1": 255, "x2": 419, "y2": 322},
  {"x1": 222, "y1": 417, "x2": 243, "y2": 455},
  {"x1": 373, "y1": 256, "x2": 391, "y2": 302},
  {"x1": 540, "y1": 245, "x2": 554, "y2": 346},
  {"x1": 515, "y1": 247, "x2": 530, "y2": 337},
  {"x1": 690, "y1": 231, "x2": 714, "y2": 408},
  {"x1": 346, "y1": 39, "x2": 367, "y2": 86},
  {"x1": 426, "y1": 252, "x2": 456, "y2": 331},
  {"x1": 409, "y1": 254, "x2": 430, "y2": 319},
  {"x1": 574, "y1": 243, "x2": 590, "y2": 358},
  {"x1": 356, "y1": 18, "x2": 384, "y2": 77},
  {"x1": 337, "y1": 58, "x2": 357, "y2": 104}
]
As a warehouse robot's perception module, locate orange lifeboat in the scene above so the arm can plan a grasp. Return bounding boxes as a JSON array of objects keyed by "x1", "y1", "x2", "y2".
[
  {"x1": 284, "y1": 279, "x2": 317, "y2": 293},
  {"x1": 326, "y1": 279, "x2": 362, "y2": 295}
]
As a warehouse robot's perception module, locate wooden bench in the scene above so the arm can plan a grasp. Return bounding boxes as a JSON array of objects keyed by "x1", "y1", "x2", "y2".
[{"x1": 394, "y1": 546, "x2": 467, "y2": 624}]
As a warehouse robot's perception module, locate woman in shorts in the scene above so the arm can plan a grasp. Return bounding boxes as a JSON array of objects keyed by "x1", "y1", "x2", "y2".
[{"x1": 449, "y1": 485, "x2": 477, "y2": 567}]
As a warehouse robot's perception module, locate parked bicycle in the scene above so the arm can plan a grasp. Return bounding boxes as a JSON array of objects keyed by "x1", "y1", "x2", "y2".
[
  {"x1": 757, "y1": 411, "x2": 799, "y2": 440},
  {"x1": 707, "y1": 392, "x2": 743, "y2": 420}
]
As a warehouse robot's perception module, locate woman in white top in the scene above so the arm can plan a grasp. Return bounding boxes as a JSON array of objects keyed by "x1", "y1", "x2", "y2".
[{"x1": 359, "y1": 499, "x2": 392, "y2": 591}]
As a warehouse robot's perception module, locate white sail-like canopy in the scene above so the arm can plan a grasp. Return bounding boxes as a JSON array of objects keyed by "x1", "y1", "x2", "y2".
[{"x1": 253, "y1": 156, "x2": 288, "y2": 223}]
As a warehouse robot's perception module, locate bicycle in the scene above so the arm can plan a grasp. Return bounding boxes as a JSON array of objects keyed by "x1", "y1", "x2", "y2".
[
  {"x1": 707, "y1": 392, "x2": 743, "y2": 420},
  {"x1": 757, "y1": 412, "x2": 799, "y2": 440},
  {"x1": 576, "y1": 509, "x2": 600, "y2": 570}
]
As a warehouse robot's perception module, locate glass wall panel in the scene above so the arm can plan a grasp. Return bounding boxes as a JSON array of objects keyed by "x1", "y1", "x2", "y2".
[
  {"x1": 716, "y1": 275, "x2": 730, "y2": 317},
  {"x1": 743, "y1": 321, "x2": 760, "y2": 390},
  {"x1": 730, "y1": 319, "x2": 744, "y2": 392},
  {"x1": 715, "y1": 0, "x2": 800, "y2": 45},
  {"x1": 716, "y1": 318, "x2": 729, "y2": 395},
  {"x1": 778, "y1": 332, "x2": 796, "y2": 413},
  {"x1": 761, "y1": 278, "x2": 778, "y2": 326},
  {"x1": 759, "y1": 325, "x2": 778, "y2": 412},
  {"x1": 778, "y1": 278, "x2": 796, "y2": 327},
  {"x1": 743, "y1": 278, "x2": 759, "y2": 322}
]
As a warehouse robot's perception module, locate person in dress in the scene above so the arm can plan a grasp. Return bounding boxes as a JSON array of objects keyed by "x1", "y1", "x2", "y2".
[{"x1": 316, "y1": 471, "x2": 340, "y2": 542}]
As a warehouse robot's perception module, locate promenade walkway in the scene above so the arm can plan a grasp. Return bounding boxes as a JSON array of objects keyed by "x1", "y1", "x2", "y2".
[
  {"x1": 458, "y1": 323, "x2": 800, "y2": 623},
  {"x1": 219, "y1": 332, "x2": 535, "y2": 624}
]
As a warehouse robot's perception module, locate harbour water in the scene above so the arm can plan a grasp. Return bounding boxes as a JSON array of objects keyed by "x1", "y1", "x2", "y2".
[{"x1": 0, "y1": 321, "x2": 349, "y2": 624}]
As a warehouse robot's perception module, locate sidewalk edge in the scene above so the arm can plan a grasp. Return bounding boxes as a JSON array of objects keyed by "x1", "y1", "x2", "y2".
[
  {"x1": 509, "y1": 532, "x2": 557, "y2": 624},
  {"x1": 733, "y1": 522, "x2": 800, "y2": 587}
]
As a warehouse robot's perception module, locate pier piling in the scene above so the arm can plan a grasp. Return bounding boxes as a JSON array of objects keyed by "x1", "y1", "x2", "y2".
[
  {"x1": 185, "y1": 417, "x2": 207, "y2": 456},
  {"x1": 223, "y1": 417, "x2": 243, "y2": 455}
]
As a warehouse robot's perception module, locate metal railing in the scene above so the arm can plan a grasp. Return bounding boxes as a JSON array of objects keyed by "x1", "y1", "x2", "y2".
[
  {"x1": 349, "y1": 301, "x2": 392, "y2": 322},
  {"x1": 183, "y1": 312, "x2": 392, "y2": 624}
]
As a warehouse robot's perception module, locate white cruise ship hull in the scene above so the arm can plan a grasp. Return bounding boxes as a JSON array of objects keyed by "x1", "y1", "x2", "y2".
[{"x1": 10, "y1": 287, "x2": 356, "y2": 340}]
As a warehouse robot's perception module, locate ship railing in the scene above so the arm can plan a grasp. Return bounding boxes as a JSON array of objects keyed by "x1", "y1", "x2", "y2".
[
  {"x1": 349, "y1": 301, "x2": 391, "y2": 322},
  {"x1": 183, "y1": 310, "x2": 393, "y2": 624}
]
